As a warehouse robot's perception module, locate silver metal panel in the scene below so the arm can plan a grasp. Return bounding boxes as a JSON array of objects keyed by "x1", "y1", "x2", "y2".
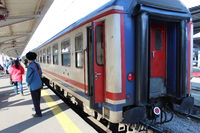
[{"x1": 105, "y1": 14, "x2": 122, "y2": 93}]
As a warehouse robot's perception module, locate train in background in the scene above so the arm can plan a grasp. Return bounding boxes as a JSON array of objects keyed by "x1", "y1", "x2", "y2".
[{"x1": 32, "y1": 0, "x2": 194, "y2": 131}]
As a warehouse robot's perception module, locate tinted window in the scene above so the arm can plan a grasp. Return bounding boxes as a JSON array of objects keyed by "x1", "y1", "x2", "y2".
[
  {"x1": 95, "y1": 25, "x2": 104, "y2": 65},
  {"x1": 43, "y1": 49, "x2": 46, "y2": 63},
  {"x1": 47, "y1": 47, "x2": 51, "y2": 64},
  {"x1": 53, "y1": 44, "x2": 58, "y2": 65},
  {"x1": 155, "y1": 29, "x2": 162, "y2": 50},
  {"x1": 40, "y1": 51, "x2": 42, "y2": 63},
  {"x1": 61, "y1": 40, "x2": 71, "y2": 66},
  {"x1": 75, "y1": 34, "x2": 83, "y2": 68}
]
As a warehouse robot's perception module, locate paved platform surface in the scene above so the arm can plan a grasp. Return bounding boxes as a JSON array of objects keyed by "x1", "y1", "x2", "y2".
[
  {"x1": 0, "y1": 73, "x2": 97, "y2": 133},
  {"x1": 0, "y1": 71, "x2": 200, "y2": 133}
]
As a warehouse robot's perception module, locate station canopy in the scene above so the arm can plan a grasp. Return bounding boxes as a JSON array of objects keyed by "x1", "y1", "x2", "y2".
[
  {"x1": 190, "y1": 5, "x2": 200, "y2": 48},
  {"x1": 0, "y1": 0, "x2": 53, "y2": 58}
]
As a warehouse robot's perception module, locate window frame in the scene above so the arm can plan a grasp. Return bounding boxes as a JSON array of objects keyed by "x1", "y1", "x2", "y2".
[
  {"x1": 95, "y1": 25, "x2": 104, "y2": 66},
  {"x1": 39, "y1": 50, "x2": 43, "y2": 63},
  {"x1": 75, "y1": 33, "x2": 84, "y2": 68},
  {"x1": 43, "y1": 49, "x2": 46, "y2": 63},
  {"x1": 47, "y1": 47, "x2": 51, "y2": 64},
  {"x1": 155, "y1": 29, "x2": 162, "y2": 51},
  {"x1": 52, "y1": 43, "x2": 59, "y2": 65},
  {"x1": 61, "y1": 39, "x2": 71, "y2": 66}
]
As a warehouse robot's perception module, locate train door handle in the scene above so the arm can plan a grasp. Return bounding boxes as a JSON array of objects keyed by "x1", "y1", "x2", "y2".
[
  {"x1": 152, "y1": 51, "x2": 156, "y2": 58},
  {"x1": 95, "y1": 72, "x2": 101, "y2": 80}
]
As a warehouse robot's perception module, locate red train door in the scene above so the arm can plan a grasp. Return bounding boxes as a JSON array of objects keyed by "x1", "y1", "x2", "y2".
[
  {"x1": 93, "y1": 22, "x2": 105, "y2": 103},
  {"x1": 150, "y1": 23, "x2": 167, "y2": 98},
  {"x1": 150, "y1": 24, "x2": 166, "y2": 78}
]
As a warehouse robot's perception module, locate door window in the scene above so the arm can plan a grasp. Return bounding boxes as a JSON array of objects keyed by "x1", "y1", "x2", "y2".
[
  {"x1": 155, "y1": 29, "x2": 162, "y2": 50},
  {"x1": 95, "y1": 25, "x2": 104, "y2": 65}
]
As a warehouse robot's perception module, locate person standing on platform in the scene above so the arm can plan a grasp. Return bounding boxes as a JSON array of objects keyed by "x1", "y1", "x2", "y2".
[
  {"x1": 5, "y1": 59, "x2": 9, "y2": 74},
  {"x1": 9, "y1": 59, "x2": 25, "y2": 95},
  {"x1": 26, "y1": 52, "x2": 43, "y2": 117}
]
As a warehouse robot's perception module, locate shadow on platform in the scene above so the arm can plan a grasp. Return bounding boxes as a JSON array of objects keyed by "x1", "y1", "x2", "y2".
[
  {"x1": 0, "y1": 102, "x2": 69, "y2": 133},
  {"x1": 0, "y1": 90, "x2": 60, "y2": 110}
]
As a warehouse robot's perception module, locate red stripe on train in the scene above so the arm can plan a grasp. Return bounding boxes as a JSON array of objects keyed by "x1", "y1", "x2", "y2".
[
  {"x1": 43, "y1": 69, "x2": 87, "y2": 90},
  {"x1": 43, "y1": 68, "x2": 126, "y2": 101}
]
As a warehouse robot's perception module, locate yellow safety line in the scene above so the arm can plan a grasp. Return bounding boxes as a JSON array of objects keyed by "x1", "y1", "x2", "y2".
[{"x1": 41, "y1": 90, "x2": 82, "y2": 133}]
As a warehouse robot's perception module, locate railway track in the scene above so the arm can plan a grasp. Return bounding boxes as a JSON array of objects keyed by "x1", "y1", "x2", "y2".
[
  {"x1": 125, "y1": 105, "x2": 200, "y2": 133},
  {"x1": 183, "y1": 105, "x2": 200, "y2": 121},
  {"x1": 46, "y1": 84, "x2": 109, "y2": 133},
  {"x1": 155, "y1": 105, "x2": 200, "y2": 133},
  {"x1": 46, "y1": 83, "x2": 178, "y2": 133},
  {"x1": 44, "y1": 79, "x2": 200, "y2": 133}
]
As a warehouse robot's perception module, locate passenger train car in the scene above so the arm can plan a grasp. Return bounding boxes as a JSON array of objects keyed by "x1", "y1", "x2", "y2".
[{"x1": 33, "y1": 0, "x2": 194, "y2": 130}]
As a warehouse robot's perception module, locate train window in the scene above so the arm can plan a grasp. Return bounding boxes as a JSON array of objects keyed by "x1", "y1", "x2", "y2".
[
  {"x1": 155, "y1": 29, "x2": 162, "y2": 50},
  {"x1": 37, "y1": 52, "x2": 39, "y2": 62},
  {"x1": 95, "y1": 25, "x2": 104, "y2": 65},
  {"x1": 61, "y1": 39, "x2": 71, "y2": 66},
  {"x1": 43, "y1": 49, "x2": 46, "y2": 63},
  {"x1": 36, "y1": 52, "x2": 38, "y2": 62},
  {"x1": 38, "y1": 51, "x2": 40, "y2": 62},
  {"x1": 40, "y1": 50, "x2": 43, "y2": 63},
  {"x1": 47, "y1": 47, "x2": 51, "y2": 64},
  {"x1": 75, "y1": 34, "x2": 83, "y2": 68},
  {"x1": 53, "y1": 44, "x2": 59, "y2": 65}
]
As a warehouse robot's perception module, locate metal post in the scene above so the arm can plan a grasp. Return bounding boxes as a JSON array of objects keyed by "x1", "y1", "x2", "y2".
[
  {"x1": 135, "y1": 12, "x2": 149, "y2": 105},
  {"x1": 177, "y1": 20, "x2": 187, "y2": 97}
]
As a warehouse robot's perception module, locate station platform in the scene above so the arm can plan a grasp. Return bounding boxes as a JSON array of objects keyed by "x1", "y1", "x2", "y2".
[
  {"x1": 0, "y1": 73, "x2": 97, "y2": 133},
  {"x1": 0, "y1": 71, "x2": 200, "y2": 133}
]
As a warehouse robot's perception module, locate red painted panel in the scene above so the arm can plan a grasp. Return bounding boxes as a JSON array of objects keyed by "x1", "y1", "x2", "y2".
[
  {"x1": 43, "y1": 69, "x2": 88, "y2": 90},
  {"x1": 93, "y1": 22, "x2": 105, "y2": 103},
  {"x1": 150, "y1": 24, "x2": 166, "y2": 79}
]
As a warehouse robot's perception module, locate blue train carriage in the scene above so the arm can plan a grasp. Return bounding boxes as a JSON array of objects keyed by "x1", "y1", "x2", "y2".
[{"x1": 34, "y1": 0, "x2": 193, "y2": 126}]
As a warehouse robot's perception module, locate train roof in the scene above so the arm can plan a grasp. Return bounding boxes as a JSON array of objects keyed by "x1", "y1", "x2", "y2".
[{"x1": 35, "y1": 0, "x2": 190, "y2": 50}]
